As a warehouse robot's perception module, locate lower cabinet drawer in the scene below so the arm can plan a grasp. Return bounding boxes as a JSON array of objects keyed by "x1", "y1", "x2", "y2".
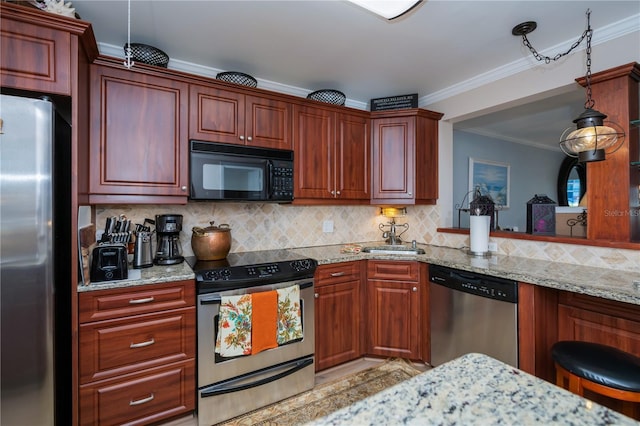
[
  {"x1": 79, "y1": 360, "x2": 195, "y2": 426},
  {"x1": 79, "y1": 308, "x2": 195, "y2": 384}
]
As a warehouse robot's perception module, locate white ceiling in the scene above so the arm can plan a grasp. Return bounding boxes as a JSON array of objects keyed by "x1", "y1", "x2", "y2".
[{"x1": 71, "y1": 0, "x2": 639, "y2": 150}]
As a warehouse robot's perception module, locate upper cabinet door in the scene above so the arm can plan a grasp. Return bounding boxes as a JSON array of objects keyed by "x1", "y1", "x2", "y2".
[
  {"x1": 294, "y1": 105, "x2": 334, "y2": 199},
  {"x1": 1, "y1": 15, "x2": 72, "y2": 95},
  {"x1": 336, "y1": 112, "x2": 370, "y2": 200},
  {"x1": 245, "y1": 95, "x2": 292, "y2": 150},
  {"x1": 89, "y1": 64, "x2": 189, "y2": 203},
  {"x1": 189, "y1": 84, "x2": 292, "y2": 150},
  {"x1": 371, "y1": 109, "x2": 443, "y2": 205},
  {"x1": 189, "y1": 84, "x2": 245, "y2": 145},
  {"x1": 371, "y1": 116, "x2": 416, "y2": 202}
]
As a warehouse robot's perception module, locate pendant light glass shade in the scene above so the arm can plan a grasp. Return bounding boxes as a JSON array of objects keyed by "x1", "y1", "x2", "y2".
[{"x1": 559, "y1": 108, "x2": 625, "y2": 162}]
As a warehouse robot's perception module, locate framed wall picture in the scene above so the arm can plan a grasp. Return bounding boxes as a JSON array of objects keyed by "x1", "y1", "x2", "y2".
[{"x1": 469, "y1": 158, "x2": 510, "y2": 208}]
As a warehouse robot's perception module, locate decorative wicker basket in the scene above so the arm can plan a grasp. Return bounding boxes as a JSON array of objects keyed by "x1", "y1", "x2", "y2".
[
  {"x1": 307, "y1": 89, "x2": 346, "y2": 106},
  {"x1": 216, "y1": 71, "x2": 258, "y2": 88},
  {"x1": 124, "y1": 43, "x2": 169, "y2": 68}
]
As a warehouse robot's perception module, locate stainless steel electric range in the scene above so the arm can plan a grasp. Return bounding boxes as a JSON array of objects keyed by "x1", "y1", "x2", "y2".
[{"x1": 186, "y1": 250, "x2": 317, "y2": 426}]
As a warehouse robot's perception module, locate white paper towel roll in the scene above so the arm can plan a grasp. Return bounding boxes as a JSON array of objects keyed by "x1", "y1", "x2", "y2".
[{"x1": 470, "y1": 215, "x2": 490, "y2": 254}]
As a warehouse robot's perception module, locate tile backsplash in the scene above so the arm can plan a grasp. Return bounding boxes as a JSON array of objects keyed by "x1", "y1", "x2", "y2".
[{"x1": 96, "y1": 203, "x2": 639, "y2": 273}]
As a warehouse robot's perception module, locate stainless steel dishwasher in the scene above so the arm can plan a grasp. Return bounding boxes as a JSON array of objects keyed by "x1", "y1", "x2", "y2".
[{"x1": 429, "y1": 264, "x2": 518, "y2": 367}]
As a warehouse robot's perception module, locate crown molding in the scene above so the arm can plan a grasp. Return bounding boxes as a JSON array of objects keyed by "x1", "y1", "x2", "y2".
[
  {"x1": 96, "y1": 42, "x2": 368, "y2": 110},
  {"x1": 96, "y1": 13, "x2": 636, "y2": 113},
  {"x1": 419, "y1": 13, "x2": 640, "y2": 107}
]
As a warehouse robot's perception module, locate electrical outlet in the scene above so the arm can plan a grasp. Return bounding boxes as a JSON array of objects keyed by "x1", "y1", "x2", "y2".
[
  {"x1": 488, "y1": 242, "x2": 498, "y2": 252},
  {"x1": 322, "y1": 220, "x2": 334, "y2": 233}
]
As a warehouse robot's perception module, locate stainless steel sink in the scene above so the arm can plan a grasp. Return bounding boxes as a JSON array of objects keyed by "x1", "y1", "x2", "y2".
[{"x1": 361, "y1": 245, "x2": 425, "y2": 255}]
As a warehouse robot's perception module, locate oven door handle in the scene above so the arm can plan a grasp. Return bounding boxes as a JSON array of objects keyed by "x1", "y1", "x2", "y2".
[
  {"x1": 200, "y1": 357, "x2": 313, "y2": 397},
  {"x1": 199, "y1": 281, "x2": 313, "y2": 305}
]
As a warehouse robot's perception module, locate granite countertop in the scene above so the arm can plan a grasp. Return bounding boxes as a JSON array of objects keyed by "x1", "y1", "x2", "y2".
[
  {"x1": 288, "y1": 242, "x2": 640, "y2": 306},
  {"x1": 77, "y1": 260, "x2": 195, "y2": 292},
  {"x1": 77, "y1": 242, "x2": 640, "y2": 307},
  {"x1": 306, "y1": 353, "x2": 639, "y2": 426}
]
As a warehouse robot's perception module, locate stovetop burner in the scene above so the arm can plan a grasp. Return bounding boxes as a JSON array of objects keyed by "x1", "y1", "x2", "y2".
[{"x1": 186, "y1": 249, "x2": 317, "y2": 293}]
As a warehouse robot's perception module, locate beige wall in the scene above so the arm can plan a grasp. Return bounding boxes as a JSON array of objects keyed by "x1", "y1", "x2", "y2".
[{"x1": 96, "y1": 203, "x2": 639, "y2": 273}]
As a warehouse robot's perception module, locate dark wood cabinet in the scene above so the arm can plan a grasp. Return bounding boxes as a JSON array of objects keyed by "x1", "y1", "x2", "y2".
[
  {"x1": 294, "y1": 105, "x2": 369, "y2": 203},
  {"x1": 189, "y1": 83, "x2": 292, "y2": 150},
  {"x1": 577, "y1": 64, "x2": 640, "y2": 242},
  {"x1": 0, "y1": 3, "x2": 96, "y2": 96},
  {"x1": 314, "y1": 262, "x2": 363, "y2": 371},
  {"x1": 366, "y1": 261, "x2": 422, "y2": 360},
  {"x1": 371, "y1": 108, "x2": 443, "y2": 205},
  {"x1": 557, "y1": 292, "x2": 640, "y2": 353},
  {"x1": 89, "y1": 61, "x2": 189, "y2": 204},
  {"x1": 78, "y1": 280, "x2": 196, "y2": 425},
  {"x1": 518, "y1": 282, "x2": 640, "y2": 389}
]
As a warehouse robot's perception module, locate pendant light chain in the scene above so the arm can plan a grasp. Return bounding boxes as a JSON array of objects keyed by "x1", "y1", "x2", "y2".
[
  {"x1": 584, "y1": 14, "x2": 594, "y2": 110},
  {"x1": 124, "y1": 0, "x2": 134, "y2": 69},
  {"x1": 519, "y1": 9, "x2": 591, "y2": 65}
]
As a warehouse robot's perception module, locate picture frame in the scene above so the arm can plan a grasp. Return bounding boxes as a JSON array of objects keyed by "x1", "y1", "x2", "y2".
[{"x1": 469, "y1": 158, "x2": 510, "y2": 208}]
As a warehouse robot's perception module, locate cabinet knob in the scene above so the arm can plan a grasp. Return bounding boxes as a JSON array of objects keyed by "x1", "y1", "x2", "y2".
[
  {"x1": 330, "y1": 190, "x2": 335, "y2": 195},
  {"x1": 239, "y1": 135, "x2": 245, "y2": 141},
  {"x1": 336, "y1": 191, "x2": 341, "y2": 195},
  {"x1": 181, "y1": 186, "x2": 187, "y2": 191},
  {"x1": 314, "y1": 293, "x2": 319, "y2": 298},
  {"x1": 412, "y1": 286, "x2": 418, "y2": 292},
  {"x1": 247, "y1": 136, "x2": 252, "y2": 141},
  {"x1": 408, "y1": 192, "x2": 413, "y2": 196}
]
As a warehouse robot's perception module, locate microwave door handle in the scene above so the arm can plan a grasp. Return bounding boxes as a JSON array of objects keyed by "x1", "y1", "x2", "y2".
[{"x1": 266, "y1": 160, "x2": 274, "y2": 199}]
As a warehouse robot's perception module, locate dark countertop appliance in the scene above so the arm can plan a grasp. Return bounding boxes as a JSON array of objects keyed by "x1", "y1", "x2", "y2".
[
  {"x1": 187, "y1": 249, "x2": 317, "y2": 425},
  {"x1": 154, "y1": 214, "x2": 184, "y2": 265},
  {"x1": 189, "y1": 141, "x2": 294, "y2": 202}
]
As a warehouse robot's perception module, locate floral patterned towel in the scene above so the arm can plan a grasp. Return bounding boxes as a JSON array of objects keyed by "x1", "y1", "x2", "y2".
[
  {"x1": 276, "y1": 285, "x2": 303, "y2": 345},
  {"x1": 215, "y1": 294, "x2": 252, "y2": 357}
]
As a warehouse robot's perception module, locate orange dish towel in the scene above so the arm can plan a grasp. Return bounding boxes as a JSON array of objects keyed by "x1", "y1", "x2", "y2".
[{"x1": 251, "y1": 290, "x2": 279, "y2": 355}]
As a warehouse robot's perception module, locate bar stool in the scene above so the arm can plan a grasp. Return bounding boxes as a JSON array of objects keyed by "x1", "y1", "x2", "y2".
[{"x1": 551, "y1": 341, "x2": 640, "y2": 419}]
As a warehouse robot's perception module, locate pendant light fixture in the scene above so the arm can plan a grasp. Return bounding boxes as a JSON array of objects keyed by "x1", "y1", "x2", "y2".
[
  {"x1": 513, "y1": 9, "x2": 625, "y2": 163},
  {"x1": 124, "y1": 0, "x2": 134, "y2": 69},
  {"x1": 347, "y1": 0, "x2": 423, "y2": 20}
]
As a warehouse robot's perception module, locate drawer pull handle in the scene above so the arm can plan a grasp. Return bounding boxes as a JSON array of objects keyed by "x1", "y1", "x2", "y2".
[
  {"x1": 129, "y1": 393, "x2": 154, "y2": 406},
  {"x1": 330, "y1": 272, "x2": 345, "y2": 277},
  {"x1": 129, "y1": 296, "x2": 155, "y2": 304},
  {"x1": 130, "y1": 338, "x2": 155, "y2": 348}
]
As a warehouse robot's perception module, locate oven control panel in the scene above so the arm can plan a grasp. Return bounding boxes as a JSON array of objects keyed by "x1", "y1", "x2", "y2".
[
  {"x1": 193, "y1": 256, "x2": 318, "y2": 293},
  {"x1": 247, "y1": 264, "x2": 280, "y2": 277},
  {"x1": 200, "y1": 260, "x2": 316, "y2": 282}
]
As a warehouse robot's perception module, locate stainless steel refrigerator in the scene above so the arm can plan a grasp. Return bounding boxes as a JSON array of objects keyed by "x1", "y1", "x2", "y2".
[{"x1": 1, "y1": 93, "x2": 72, "y2": 425}]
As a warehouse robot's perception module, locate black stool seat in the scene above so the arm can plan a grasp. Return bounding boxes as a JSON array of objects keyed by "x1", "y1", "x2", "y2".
[{"x1": 551, "y1": 341, "x2": 640, "y2": 392}]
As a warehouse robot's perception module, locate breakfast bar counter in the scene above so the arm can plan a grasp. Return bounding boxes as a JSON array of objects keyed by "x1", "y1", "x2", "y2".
[{"x1": 306, "y1": 353, "x2": 639, "y2": 425}]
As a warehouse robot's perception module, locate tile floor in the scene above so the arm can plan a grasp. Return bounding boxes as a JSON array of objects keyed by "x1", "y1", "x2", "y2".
[{"x1": 162, "y1": 358, "x2": 430, "y2": 425}]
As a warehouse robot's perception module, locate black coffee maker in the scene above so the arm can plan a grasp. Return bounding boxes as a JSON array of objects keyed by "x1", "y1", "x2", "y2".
[{"x1": 155, "y1": 214, "x2": 184, "y2": 265}]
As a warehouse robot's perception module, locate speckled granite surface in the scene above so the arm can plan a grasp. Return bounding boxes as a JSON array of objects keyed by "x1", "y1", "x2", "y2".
[
  {"x1": 77, "y1": 242, "x2": 639, "y2": 307},
  {"x1": 77, "y1": 261, "x2": 194, "y2": 292},
  {"x1": 306, "y1": 353, "x2": 639, "y2": 426},
  {"x1": 288, "y1": 242, "x2": 640, "y2": 306}
]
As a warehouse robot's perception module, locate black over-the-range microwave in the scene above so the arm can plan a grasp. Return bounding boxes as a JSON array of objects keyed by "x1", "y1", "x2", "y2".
[{"x1": 189, "y1": 140, "x2": 294, "y2": 202}]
